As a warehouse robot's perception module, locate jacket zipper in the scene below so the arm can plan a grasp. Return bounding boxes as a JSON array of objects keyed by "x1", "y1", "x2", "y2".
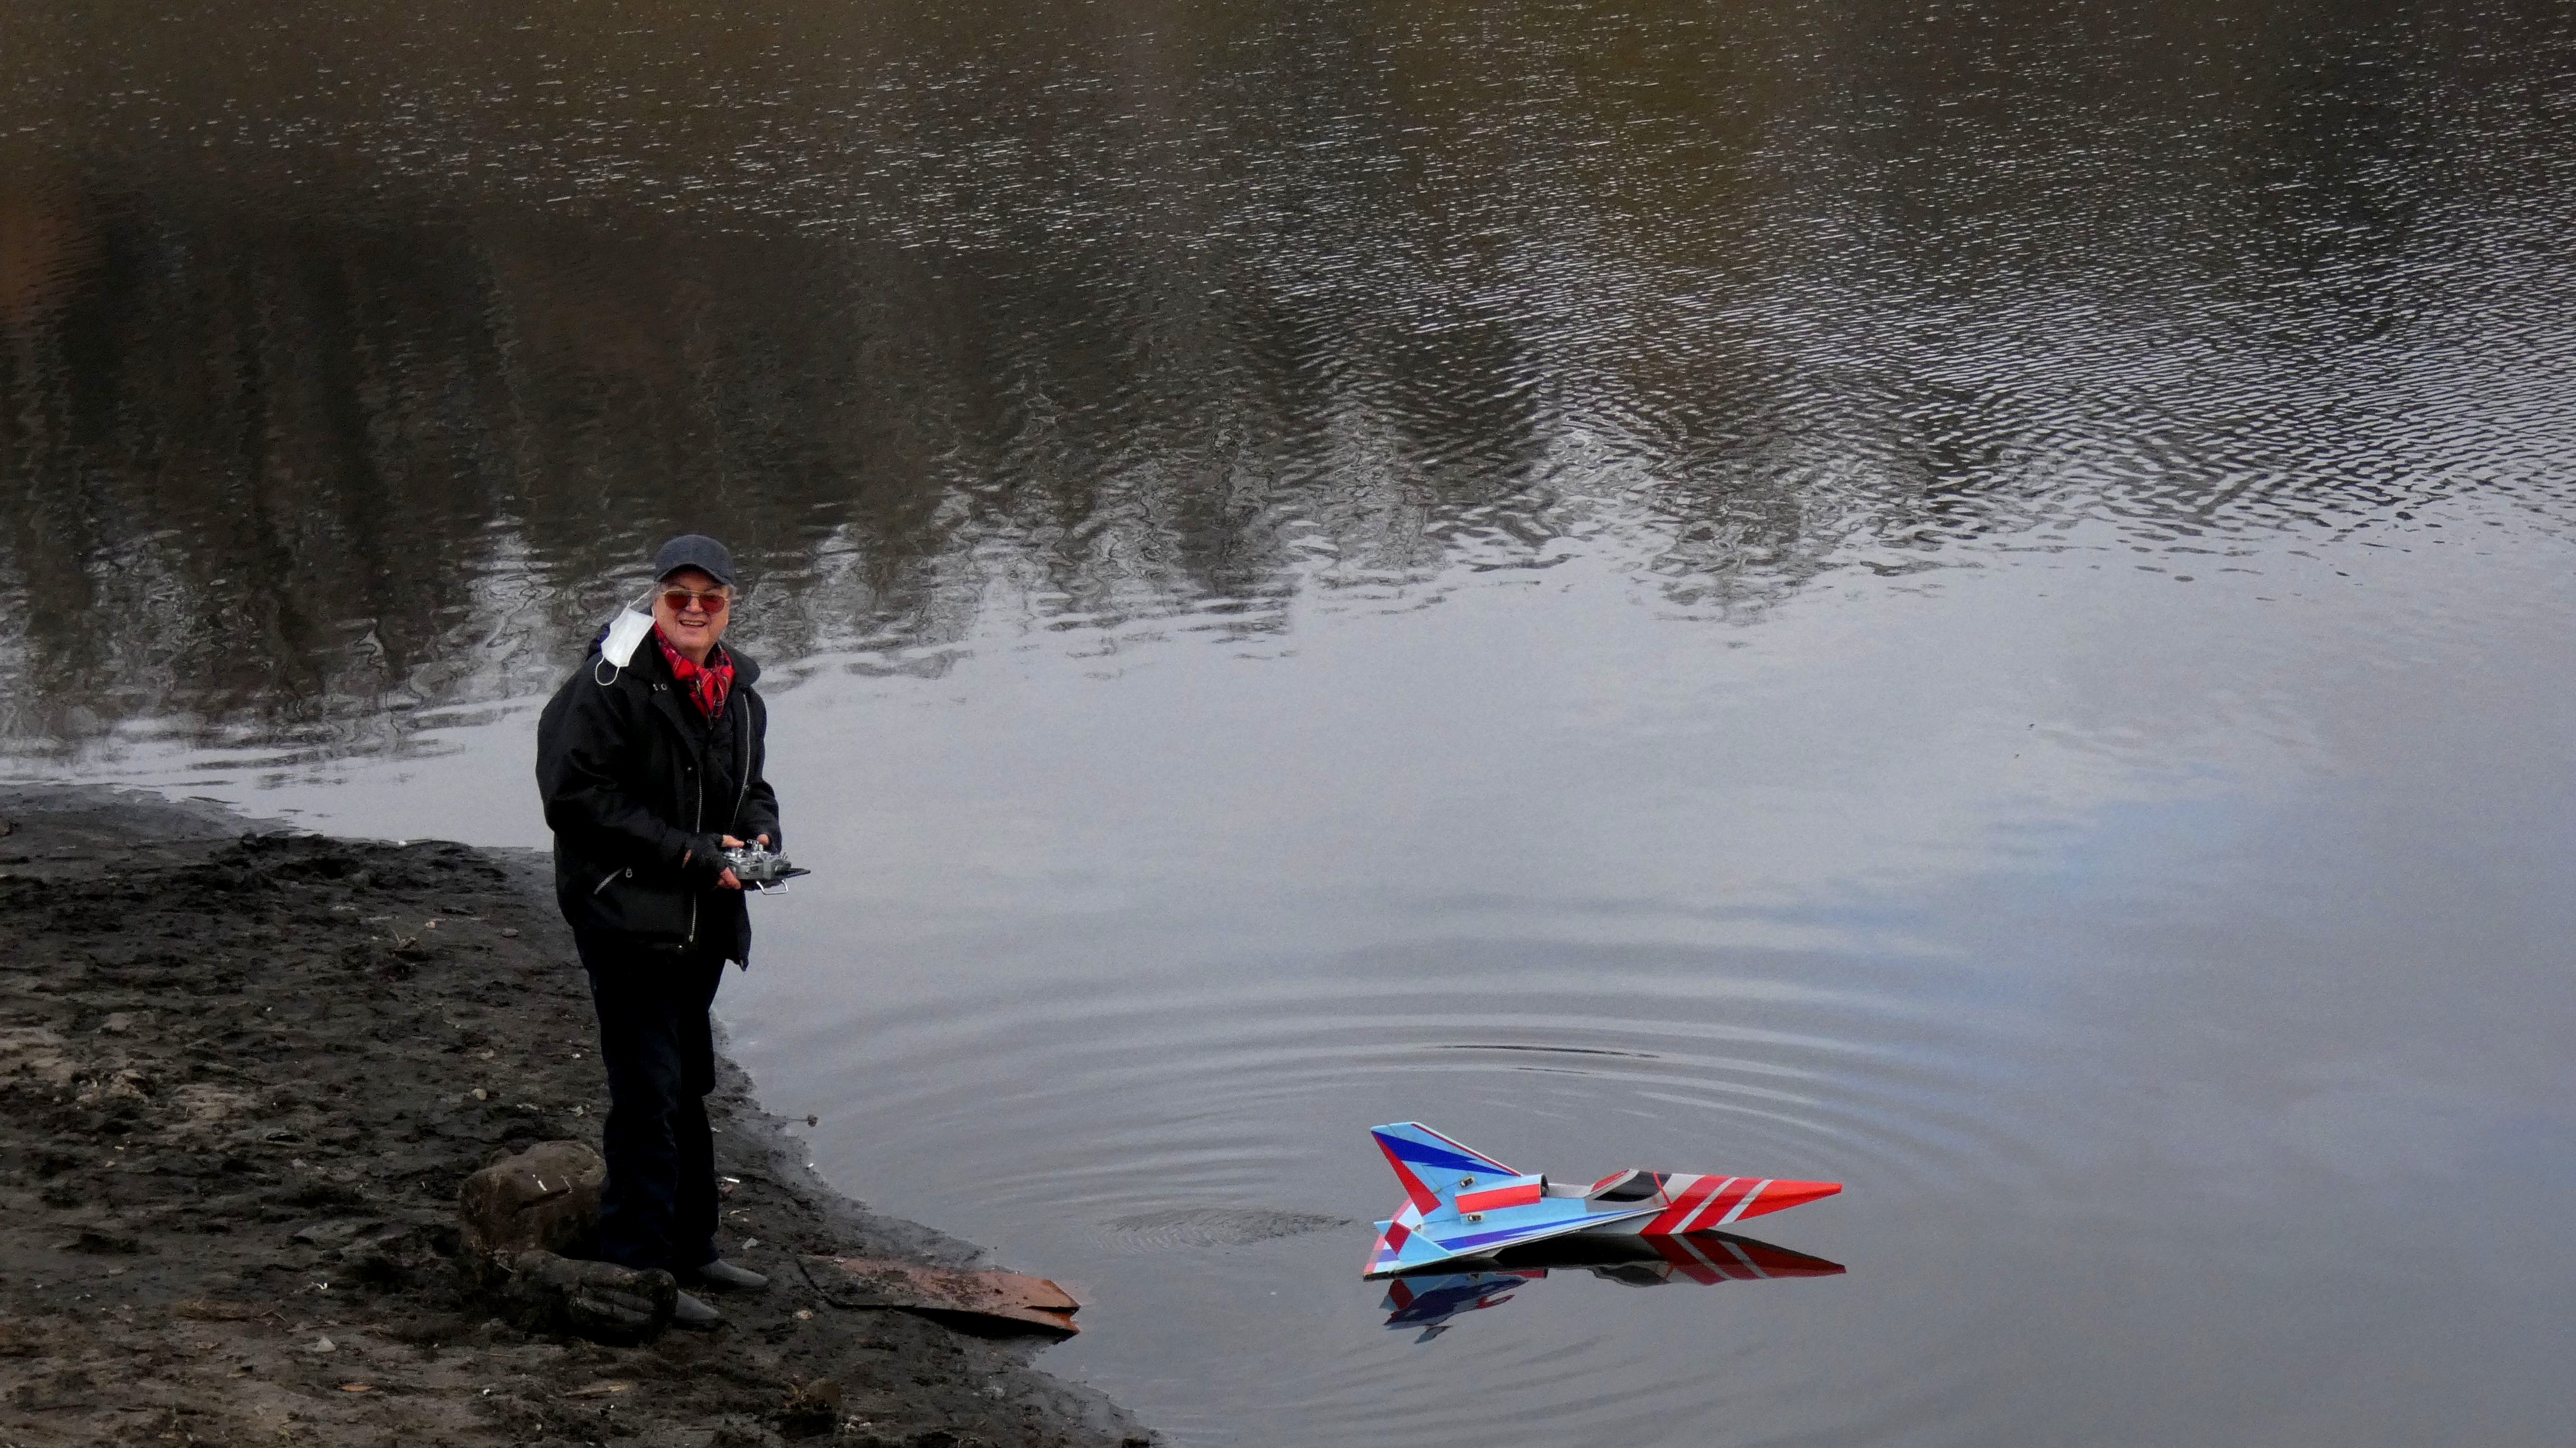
[
  {"x1": 645, "y1": 676, "x2": 728, "y2": 951},
  {"x1": 687, "y1": 735, "x2": 705, "y2": 949},
  {"x1": 730, "y1": 691, "x2": 752, "y2": 841},
  {"x1": 647, "y1": 678, "x2": 709, "y2": 950}
]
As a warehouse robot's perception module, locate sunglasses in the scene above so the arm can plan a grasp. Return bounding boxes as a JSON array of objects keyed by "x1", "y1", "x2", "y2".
[{"x1": 659, "y1": 588, "x2": 731, "y2": 615}]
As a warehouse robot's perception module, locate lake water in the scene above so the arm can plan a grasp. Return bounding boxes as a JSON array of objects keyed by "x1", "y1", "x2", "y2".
[{"x1": 7, "y1": 1, "x2": 2576, "y2": 1442}]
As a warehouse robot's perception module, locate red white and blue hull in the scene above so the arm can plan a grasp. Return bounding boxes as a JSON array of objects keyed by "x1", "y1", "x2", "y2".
[{"x1": 1364, "y1": 1122, "x2": 1842, "y2": 1278}]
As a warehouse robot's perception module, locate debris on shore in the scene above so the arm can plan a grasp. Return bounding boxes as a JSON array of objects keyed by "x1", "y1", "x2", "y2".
[{"x1": 0, "y1": 786, "x2": 1148, "y2": 1448}]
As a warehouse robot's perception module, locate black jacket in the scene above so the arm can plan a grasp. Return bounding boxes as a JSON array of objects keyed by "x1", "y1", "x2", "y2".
[{"x1": 535, "y1": 634, "x2": 783, "y2": 963}]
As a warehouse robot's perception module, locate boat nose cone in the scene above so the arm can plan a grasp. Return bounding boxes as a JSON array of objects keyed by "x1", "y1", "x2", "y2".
[{"x1": 1732, "y1": 1179, "x2": 1842, "y2": 1221}]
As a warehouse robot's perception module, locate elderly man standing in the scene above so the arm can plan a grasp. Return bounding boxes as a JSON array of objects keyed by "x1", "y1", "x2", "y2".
[{"x1": 535, "y1": 534, "x2": 783, "y2": 1329}]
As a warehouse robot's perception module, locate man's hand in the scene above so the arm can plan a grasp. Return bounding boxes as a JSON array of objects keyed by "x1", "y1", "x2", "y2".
[{"x1": 713, "y1": 834, "x2": 772, "y2": 891}]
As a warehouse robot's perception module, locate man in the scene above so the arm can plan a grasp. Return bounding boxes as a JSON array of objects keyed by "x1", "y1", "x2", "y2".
[{"x1": 535, "y1": 534, "x2": 782, "y2": 1329}]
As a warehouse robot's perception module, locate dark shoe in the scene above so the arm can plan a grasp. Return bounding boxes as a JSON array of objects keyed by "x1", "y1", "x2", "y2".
[
  {"x1": 689, "y1": 1258, "x2": 769, "y2": 1292},
  {"x1": 671, "y1": 1289, "x2": 723, "y2": 1329}
]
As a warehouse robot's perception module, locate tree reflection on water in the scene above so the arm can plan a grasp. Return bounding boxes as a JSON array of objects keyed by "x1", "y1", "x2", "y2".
[{"x1": 2, "y1": 0, "x2": 2568, "y2": 758}]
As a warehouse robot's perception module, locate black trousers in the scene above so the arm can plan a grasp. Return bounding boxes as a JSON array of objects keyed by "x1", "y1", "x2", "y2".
[{"x1": 573, "y1": 930, "x2": 726, "y2": 1273}]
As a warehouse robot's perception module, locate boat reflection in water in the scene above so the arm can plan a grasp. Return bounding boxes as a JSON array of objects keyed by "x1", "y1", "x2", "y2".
[{"x1": 1378, "y1": 1233, "x2": 1845, "y2": 1342}]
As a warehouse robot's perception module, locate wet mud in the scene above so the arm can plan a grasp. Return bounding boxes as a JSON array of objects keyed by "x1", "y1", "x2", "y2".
[{"x1": 0, "y1": 786, "x2": 1148, "y2": 1448}]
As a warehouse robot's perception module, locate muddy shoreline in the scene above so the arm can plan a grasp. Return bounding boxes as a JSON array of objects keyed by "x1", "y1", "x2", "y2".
[{"x1": 0, "y1": 785, "x2": 1148, "y2": 1448}]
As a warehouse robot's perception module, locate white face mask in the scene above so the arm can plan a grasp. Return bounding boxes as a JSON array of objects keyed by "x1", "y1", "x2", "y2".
[{"x1": 600, "y1": 594, "x2": 656, "y2": 668}]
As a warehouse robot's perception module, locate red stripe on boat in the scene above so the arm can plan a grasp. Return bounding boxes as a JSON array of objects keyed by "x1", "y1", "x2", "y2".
[
  {"x1": 1732, "y1": 1179, "x2": 1842, "y2": 1221},
  {"x1": 1687, "y1": 1176, "x2": 1759, "y2": 1230},
  {"x1": 1456, "y1": 1181, "x2": 1543, "y2": 1213},
  {"x1": 1646, "y1": 1175, "x2": 1722, "y2": 1233},
  {"x1": 1377, "y1": 1138, "x2": 1442, "y2": 1215}
]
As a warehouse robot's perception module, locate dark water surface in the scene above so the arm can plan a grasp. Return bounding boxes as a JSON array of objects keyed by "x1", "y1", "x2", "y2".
[{"x1": 8, "y1": 2, "x2": 2576, "y2": 1442}]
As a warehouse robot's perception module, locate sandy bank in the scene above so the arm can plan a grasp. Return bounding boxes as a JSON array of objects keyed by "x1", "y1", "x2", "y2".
[{"x1": 0, "y1": 785, "x2": 1148, "y2": 1448}]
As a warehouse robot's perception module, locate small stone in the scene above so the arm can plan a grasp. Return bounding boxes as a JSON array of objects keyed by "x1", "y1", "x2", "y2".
[
  {"x1": 778, "y1": 1378, "x2": 843, "y2": 1436},
  {"x1": 309, "y1": 1336, "x2": 336, "y2": 1354},
  {"x1": 471, "y1": 1089, "x2": 487, "y2": 1101},
  {"x1": 500, "y1": 927, "x2": 519, "y2": 938},
  {"x1": 793, "y1": 1309, "x2": 813, "y2": 1321},
  {"x1": 76, "y1": 1068, "x2": 153, "y2": 1105}
]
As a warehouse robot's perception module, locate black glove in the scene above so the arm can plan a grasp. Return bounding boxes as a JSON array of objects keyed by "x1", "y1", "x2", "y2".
[{"x1": 682, "y1": 834, "x2": 732, "y2": 888}]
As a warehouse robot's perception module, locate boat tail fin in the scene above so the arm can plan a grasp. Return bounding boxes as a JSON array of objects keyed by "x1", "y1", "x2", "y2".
[{"x1": 1370, "y1": 1123, "x2": 1517, "y2": 1214}]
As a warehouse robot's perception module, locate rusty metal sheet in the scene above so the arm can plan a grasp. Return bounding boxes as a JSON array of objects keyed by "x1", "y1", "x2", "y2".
[{"x1": 800, "y1": 1255, "x2": 1080, "y2": 1335}]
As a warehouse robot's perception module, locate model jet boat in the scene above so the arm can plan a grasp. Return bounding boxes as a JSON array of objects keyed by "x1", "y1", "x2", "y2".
[{"x1": 1364, "y1": 1121, "x2": 1841, "y2": 1278}]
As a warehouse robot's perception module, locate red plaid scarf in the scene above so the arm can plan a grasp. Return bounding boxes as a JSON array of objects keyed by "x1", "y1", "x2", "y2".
[{"x1": 652, "y1": 627, "x2": 735, "y2": 719}]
